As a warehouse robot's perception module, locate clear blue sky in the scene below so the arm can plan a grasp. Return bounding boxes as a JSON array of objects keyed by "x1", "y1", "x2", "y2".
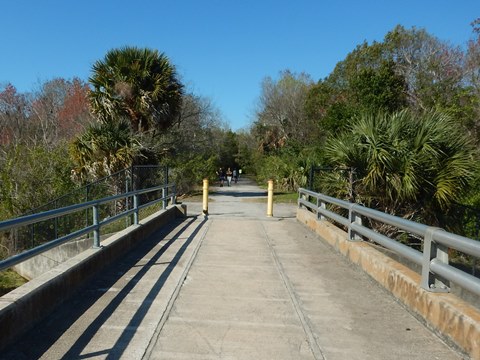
[{"x1": 1, "y1": 0, "x2": 478, "y2": 130}]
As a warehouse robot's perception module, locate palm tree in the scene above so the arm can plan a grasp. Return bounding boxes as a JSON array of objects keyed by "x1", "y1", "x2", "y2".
[
  {"x1": 88, "y1": 46, "x2": 183, "y2": 134},
  {"x1": 323, "y1": 109, "x2": 478, "y2": 227},
  {"x1": 69, "y1": 119, "x2": 143, "y2": 181}
]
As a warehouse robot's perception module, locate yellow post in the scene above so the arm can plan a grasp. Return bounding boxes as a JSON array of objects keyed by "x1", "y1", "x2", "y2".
[
  {"x1": 267, "y1": 179, "x2": 274, "y2": 217},
  {"x1": 202, "y1": 179, "x2": 209, "y2": 216}
]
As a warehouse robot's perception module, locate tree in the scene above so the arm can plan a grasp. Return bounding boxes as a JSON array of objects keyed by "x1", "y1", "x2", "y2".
[
  {"x1": 349, "y1": 60, "x2": 407, "y2": 113},
  {"x1": 57, "y1": 78, "x2": 93, "y2": 139},
  {"x1": 384, "y1": 25, "x2": 466, "y2": 115},
  {"x1": 30, "y1": 78, "x2": 93, "y2": 147},
  {"x1": 304, "y1": 80, "x2": 354, "y2": 137},
  {"x1": 465, "y1": 19, "x2": 480, "y2": 141},
  {"x1": 139, "y1": 91, "x2": 229, "y2": 193},
  {"x1": 0, "y1": 144, "x2": 76, "y2": 219},
  {"x1": 253, "y1": 70, "x2": 315, "y2": 152},
  {"x1": 89, "y1": 46, "x2": 183, "y2": 134},
  {"x1": 0, "y1": 84, "x2": 30, "y2": 146},
  {"x1": 69, "y1": 120, "x2": 143, "y2": 181},
  {"x1": 323, "y1": 110, "x2": 478, "y2": 227},
  {"x1": 218, "y1": 130, "x2": 239, "y2": 169},
  {"x1": 0, "y1": 79, "x2": 93, "y2": 220},
  {"x1": 235, "y1": 129, "x2": 256, "y2": 174},
  {"x1": 305, "y1": 41, "x2": 407, "y2": 140},
  {"x1": 162, "y1": 93, "x2": 223, "y2": 158}
]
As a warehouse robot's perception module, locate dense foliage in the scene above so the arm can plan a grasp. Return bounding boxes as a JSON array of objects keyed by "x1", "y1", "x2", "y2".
[
  {"x1": 323, "y1": 110, "x2": 477, "y2": 227},
  {"x1": 247, "y1": 21, "x2": 480, "y2": 234},
  {"x1": 89, "y1": 47, "x2": 183, "y2": 133},
  {"x1": 2, "y1": 20, "x2": 480, "y2": 249}
]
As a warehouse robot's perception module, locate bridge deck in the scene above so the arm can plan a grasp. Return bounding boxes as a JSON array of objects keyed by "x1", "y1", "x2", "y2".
[{"x1": 3, "y1": 179, "x2": 462, "y2": 359}]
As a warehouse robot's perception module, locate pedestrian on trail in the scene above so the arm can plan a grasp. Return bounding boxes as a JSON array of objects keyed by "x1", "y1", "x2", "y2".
[
  {"x1": 226, "y1": 167, "x2": 233, "y2": 186},
  {"x1": 217, "y1": 167, "x2": 225, "y2": 187},
  {"x1": 233, "y1": 168, "x2": 238, "y2": 183}
]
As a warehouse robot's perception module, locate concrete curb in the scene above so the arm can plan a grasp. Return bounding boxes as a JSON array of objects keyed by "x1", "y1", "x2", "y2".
[
  {"x1": 297, "y1": 207, "x2": 480, "y2": 360},
  {"x1": 0, "y1": 204, "x2": 186, "y2": 352}
]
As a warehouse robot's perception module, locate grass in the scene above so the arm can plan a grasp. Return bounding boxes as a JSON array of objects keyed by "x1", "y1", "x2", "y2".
[
  {"x1": 178, "y1": 190, "x2": 209, "y2": 203},
  {"x1": 0, "y1": 269, "x2": 28, "y2": 296},
  {"x1": 273, "y1": 192, "x2": 299, "y2": 204}
]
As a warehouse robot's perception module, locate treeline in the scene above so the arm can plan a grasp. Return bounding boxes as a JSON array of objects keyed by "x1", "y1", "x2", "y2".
[
  {"x1": 0, "y1": 47, "x2": 242, "y2": 231},
  {"x1": 246, "y1": 22, "x2": 480, "y2": 235},
  {"x1": 0, "y1": 79, "x2": 92, "y2": 221},
  {"x1": 2, "y1": 22, "x2": 480, "y2": 243}
]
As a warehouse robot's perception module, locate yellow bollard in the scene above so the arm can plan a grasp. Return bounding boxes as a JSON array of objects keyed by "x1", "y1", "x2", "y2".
[
  {"x1": 267, "y1": 179, "x2": 274, "y2": 217},
  {"x1": 202, "y1": 179, "x2": 209, "y2": 216}
]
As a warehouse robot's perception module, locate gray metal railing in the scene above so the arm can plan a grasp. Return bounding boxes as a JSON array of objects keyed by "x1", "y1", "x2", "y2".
[
  {"x1": 0, "y1": 184, "x2": 176, "y2": 272},
  {"x1": 298, "y1": 188, "x2": 480, "y2": 297}
]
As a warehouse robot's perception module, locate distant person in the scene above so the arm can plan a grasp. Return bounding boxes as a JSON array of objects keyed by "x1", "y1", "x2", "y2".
[
  {"x1": 217, "y1": 167, "x2": 225, "y2": 187},
  {"x1": 233, "y1": 168, "x2": 238, "y2": 183},
  {"x1": 226, "y1": 167, "x2": 233, "y2": 186}
]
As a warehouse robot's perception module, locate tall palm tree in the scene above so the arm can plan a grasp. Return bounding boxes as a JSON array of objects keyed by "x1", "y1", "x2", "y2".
[
  {"x1": 88, "y1": 47, "x2": 183, "y2": 134},
  {"x1": 323, "y1": 109, "x2": 478, "y2": 227}
]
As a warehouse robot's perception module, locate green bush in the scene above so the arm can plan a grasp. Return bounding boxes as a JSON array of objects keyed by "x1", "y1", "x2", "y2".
[
  {"x1": 255, "y1": 145, "x2": 324, "y2": 192},
  {"x1": 169, "y1": 155, "x2": 218, "y2": 195}
]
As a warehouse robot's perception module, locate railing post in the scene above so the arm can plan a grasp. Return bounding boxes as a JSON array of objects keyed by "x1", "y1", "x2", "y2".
[
  {"x1": 267, "y1": 180, "x2": 274, "y2": 217},
  {"x1": 309, "y1": 166, "x2": 314, "y2": 190},
  {"x1": 171, "y1": 184, "x2": 176, "y2": 205},
  {"x1": 54, "y1": 199, "x2": 58, "y2": 240},
  {"x1": 85, "y1": 184, "x2": 90, "y2": 235},
  {"x1": 203, "y1": 179, "x2": 209, "y2": 216},
  {"x1": 92, "y1": 204, "x2": 100, "y2": 248},
  {"x1": 162, "y1": 187, "x2": 167, "y2": 210},
  {"x1": 125, "y1": 171, "x2": 131, "y2": 227},
  {"x1": 421, "y1": 227, "x2": 449, "y2": 292},
  {"x1": 348, "y1": 204, "x2": 362, "y2": 241},
  {"x1": 319, "y1": 199, "x2": 326, "y2": 220},
  {"x1": 133, "y1": 193, "x2": 139, "y2": 225}
]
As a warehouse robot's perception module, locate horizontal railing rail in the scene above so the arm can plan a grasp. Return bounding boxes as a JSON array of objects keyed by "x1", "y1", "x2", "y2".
[
  {"x1": 298, "y1": 188, "x2": 480, "y2": 297},
  {"x1": 0, "y1": 184, "x2": 176, "y2": 272}
]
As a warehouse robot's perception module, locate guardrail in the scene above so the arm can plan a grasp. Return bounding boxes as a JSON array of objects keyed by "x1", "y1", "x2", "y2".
[
  {"x1": 298, "y1": 188, "x2": 480, "y2": 297},
  {"x1": 0, "y1": 184, "x2": 176, "y2": 272}
]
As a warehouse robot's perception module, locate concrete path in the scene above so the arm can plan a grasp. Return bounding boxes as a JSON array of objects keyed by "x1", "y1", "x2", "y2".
[{"x1": 2, "y1": 178, "x2": 464, "y2": 359}]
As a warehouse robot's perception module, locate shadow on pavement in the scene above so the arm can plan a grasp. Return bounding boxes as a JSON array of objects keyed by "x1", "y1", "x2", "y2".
[
  {"x1": 211, "y1": 190, "x2": 267, "y2": 197},
  {"x1": 2, "y1": 215, "x2": 207, "y2": 360}
]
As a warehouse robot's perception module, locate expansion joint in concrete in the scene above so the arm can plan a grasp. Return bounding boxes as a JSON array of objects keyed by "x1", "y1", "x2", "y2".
[{"x1": 260, "y1": 222, "x2": 326, "y2": 360}]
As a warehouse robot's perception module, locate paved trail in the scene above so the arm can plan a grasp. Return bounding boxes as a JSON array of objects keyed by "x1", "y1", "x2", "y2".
[{"x1": 2, "y1": 178, "x2": 463, "y2": 359}]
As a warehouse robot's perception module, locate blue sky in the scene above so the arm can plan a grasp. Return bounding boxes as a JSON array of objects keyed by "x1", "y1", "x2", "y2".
[{"x1": 1, "y1": 0, "x2": 479, "y2": 130}]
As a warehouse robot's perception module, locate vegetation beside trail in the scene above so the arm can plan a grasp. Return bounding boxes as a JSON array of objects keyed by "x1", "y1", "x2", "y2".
[
  {"x1": 0, "y1": 270, "x2": 27, "y2": 296},
  {"x1": 2, "y1": 21, "x2": 480, "y2": 291}
]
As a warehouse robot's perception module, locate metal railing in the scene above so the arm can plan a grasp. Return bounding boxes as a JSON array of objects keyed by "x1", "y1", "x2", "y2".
[
  {"x1": 298, "y1": 188, "x2": 480, "y2": 297},
  {"x1": 7, "y1": 165, "x2": 169, "y2": 254},
  {"x1": 0, "y1": 183, "x2": 176, "y2": 272}
]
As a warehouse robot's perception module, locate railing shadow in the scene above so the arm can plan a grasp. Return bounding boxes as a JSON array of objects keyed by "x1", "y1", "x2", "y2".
[
  {"x1": 3, "y1": 215, "x2": 206, "y2": 359},
  {"x1": 211, "y1": 190, "x2": 267, "y2": 198}
]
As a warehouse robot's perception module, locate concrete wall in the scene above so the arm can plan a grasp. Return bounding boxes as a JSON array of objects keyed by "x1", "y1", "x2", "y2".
[
  {"x1": 0, "y1": 204, "x2": 186, "y2": 352},
  {"x1": 297, "y1": 207, "x2": 480, "y2": 360},
  {"x1": 13, "y1": 236, "x2": 94, "y2": 280}
]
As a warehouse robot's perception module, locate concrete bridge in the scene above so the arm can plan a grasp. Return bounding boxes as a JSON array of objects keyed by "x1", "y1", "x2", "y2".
[{"x1": 1, "y1": 178, "x2": 477, "y2": 359}]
